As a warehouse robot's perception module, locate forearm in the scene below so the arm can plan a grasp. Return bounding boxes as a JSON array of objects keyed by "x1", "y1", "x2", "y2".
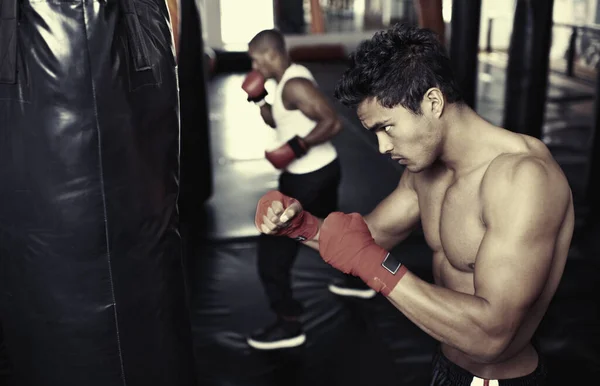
[
  {"x1": 166, "y1": 0, "x2": 180, "y2": 59},
  {"x1": 302, "y1": 218, "x2": 411, "y2": 252},
  {"x1": 260, "y1": 104, "x2": 276, "y2": 128},
  {"x1": 299, "y1": 218, "x2": 324, "y2": 251},
  {"x1": 371, "y1": 229, "x2": 413, "y2": 251},
  {"x1": 302, "y1": 118, "x2": 341, "y2": 146},
  {"x1": 386, "y1": 271, "x2": 504, "y2": 362}
]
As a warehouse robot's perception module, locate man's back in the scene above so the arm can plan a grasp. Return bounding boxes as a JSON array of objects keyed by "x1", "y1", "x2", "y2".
[{"x1": 411, "y1": 127, "x2": 574, "y2": 379}]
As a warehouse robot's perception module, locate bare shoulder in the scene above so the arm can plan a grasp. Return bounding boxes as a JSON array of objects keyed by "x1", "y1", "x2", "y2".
[
  {"x1": 481, "y1": 148, "x2": 572, "y2": 223},
  {"x1": 282, "y1": 77, "x2": 317, "y2": 96},
  {"x1": 282, "y1": 77, "x2": 323, "y2": 105}
]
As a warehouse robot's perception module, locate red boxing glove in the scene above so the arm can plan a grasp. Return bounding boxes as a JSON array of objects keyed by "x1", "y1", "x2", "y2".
[
  {"x1": 319, "y1": 212, "x2": 408, "y2": 296},
  {"x1": 242, "y1": 70, "x2": 268, "y2": 104},
  {"x1": 255, "y1": 190, "x2": 319, "y2": 241},
  {"x1": 265, "y1": 136, "x2": 308, "y2": 170}
]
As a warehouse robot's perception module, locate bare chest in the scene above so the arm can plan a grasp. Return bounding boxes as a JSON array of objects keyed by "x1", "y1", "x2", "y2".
[{"x1": 418, "y1": 171, "x2": 487, "y2": 274}]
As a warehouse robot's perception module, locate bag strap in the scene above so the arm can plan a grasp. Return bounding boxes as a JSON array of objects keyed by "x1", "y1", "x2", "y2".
[{"x1": 121, "y1": 0, "x2": 151, "y2": 71}]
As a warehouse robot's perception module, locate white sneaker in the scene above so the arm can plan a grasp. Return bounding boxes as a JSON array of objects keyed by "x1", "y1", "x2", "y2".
[
  {"x1": 247, "y1": 320, "x2": 306, "y2": 350},
  {"x1": 328, "y1": 283, "x2": 376, "y2": 299}
]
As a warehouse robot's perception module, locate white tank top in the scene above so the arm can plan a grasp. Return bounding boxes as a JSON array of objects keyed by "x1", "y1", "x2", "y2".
[{"x1": 270, "y1": 64, "x2": 338, "y2": 174}]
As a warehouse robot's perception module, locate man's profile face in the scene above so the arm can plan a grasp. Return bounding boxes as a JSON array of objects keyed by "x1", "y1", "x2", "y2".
[
  {"x1": 357, "y1": 97, "x2": 442, "y2": 173},
  {"x1": 248, "y1": 46, "x2": 273, "y2": 79}
]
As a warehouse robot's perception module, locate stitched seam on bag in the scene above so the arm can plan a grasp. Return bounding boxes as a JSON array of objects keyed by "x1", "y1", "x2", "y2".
[
  {"x1": 81, "y1": 2, "x2": 128, "y2": 385},
  {"x1": 0, "y1": 30, "x2": 15, "y2": 75}
]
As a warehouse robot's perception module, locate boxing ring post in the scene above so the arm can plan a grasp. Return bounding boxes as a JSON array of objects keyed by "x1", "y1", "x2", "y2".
[
  {"x1": 585, "y1": 59, "x2": 600, "y2": 223},
  {"x1": 178, "y1": 0, "x2": 213, "y2": 224},
  {"x1": 503, "y1": 0, "x2": 555, "y2": 138},
  {"x1": 449, "y1": 0, "x2": 482, "y2": 109}
]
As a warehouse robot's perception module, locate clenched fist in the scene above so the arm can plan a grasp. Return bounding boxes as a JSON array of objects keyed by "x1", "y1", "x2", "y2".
[{"x1": 255, "y1": 191, "x2": 319, "y2": 241}]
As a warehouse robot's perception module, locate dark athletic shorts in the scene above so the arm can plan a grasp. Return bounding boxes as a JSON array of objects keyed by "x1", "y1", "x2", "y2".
[{"x1": 429, "y1": 347, "x2": 547, "y2": 385}]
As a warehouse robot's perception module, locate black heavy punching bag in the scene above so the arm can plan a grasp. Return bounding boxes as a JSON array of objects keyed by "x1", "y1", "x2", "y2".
[{"x1": 0, "y1": 1, "x2": 196, "y2": 385}]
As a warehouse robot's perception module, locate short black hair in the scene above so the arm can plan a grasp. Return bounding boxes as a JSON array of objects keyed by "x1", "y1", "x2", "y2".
[
  {"x1": 249, "y1": 29, "x2": 286, "y2": 54},
  {"x1": 334, "y1": 23, "x2": 463, "y2": 114}
]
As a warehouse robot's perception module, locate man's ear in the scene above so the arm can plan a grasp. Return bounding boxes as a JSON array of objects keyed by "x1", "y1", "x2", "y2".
[
  {"x1": 422, "y1": 88, "x2": 445, "y2": 118},
  {"x1": 267, "y1": 48, "x2": 278, "y2": 61}
]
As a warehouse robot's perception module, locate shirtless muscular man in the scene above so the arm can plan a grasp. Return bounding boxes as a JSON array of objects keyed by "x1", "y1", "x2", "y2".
[{"x1": 254, "y1": 24, "x2": 574, "y2": 385}]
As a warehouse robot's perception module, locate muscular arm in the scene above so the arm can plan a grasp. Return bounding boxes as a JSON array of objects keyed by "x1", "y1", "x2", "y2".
[
  {"x1": 385, "y1": 158, "x2": 571, "y2": 362},
  {"x1": 166, "y1": 0, "x2": 179, "y2": 59},
  {"x1": 282, "y1": 78, "x2": 342, "y2": 146},
  {"x1": 301, "y1": 170, "x2": 420, "y2": 251},
  {"x1": 363, "y1": 169, "x2": 420, "y2": 250}
]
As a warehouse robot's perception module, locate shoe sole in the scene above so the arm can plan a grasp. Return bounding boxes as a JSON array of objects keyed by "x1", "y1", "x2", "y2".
[
  {"x1": 247, "y1": 334, "x2": 306, "y2": 350},
  {"x1": 328, "y1": 284, "x2": 376, "y2": 299}
]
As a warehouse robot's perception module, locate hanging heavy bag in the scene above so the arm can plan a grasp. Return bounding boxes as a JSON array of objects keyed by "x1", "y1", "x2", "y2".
[{"x1": 0, "y1": 0, "x2": 196, "y2": 385}]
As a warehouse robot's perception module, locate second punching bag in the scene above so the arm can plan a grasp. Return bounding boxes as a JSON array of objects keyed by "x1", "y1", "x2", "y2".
[{"x1": 0, "y1": 0, "x2": 196, "y2": 385}]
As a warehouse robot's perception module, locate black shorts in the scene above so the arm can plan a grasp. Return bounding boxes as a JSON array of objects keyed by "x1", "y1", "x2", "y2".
[{"x1": 429, "y1": 348, "x2": 547, "y2": 386}]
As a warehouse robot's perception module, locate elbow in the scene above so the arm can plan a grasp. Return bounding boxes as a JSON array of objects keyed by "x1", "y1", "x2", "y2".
[
  {"x1": 462, "y1": 305, "x2": 523, "y2": 363},
  {"x1": 469, "y1": 345, "x2": 505, "y2": 364},
  {"x1": 321, "y1": 117, "x2": 342, "y2": 137},
  {"x1": 331, "y1": 118, "x2": 343, "y2": 136},
  {"x1": 466, "y1": 330, "x2": 514, "y2": 364}
]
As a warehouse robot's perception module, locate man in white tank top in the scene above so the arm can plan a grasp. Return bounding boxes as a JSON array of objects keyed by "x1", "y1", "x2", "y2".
[{"x1": 241, "y1": 29, "x2": 376, "y2": 351}]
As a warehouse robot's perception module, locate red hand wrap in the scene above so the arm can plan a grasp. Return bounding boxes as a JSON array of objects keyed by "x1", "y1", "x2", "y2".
[
  {"x1": 255, "y1": 191, "x2": 319, "y2": 241},
  {"x1": 319, "y1": 212, "x2": 408, "y2": 296}
]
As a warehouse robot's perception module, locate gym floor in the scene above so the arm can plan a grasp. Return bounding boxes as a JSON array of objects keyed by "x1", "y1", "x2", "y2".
[{"x1": 187, "y1": 55, "x2": 600, "y2": 385}]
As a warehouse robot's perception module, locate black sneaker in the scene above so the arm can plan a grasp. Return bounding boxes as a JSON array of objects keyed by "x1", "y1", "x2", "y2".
[
  {"x1": 247, "y1": 319, "x2": 306, "y2": 350},
  {"x1": 328, "y1": 278, "x2": 376, "y2": 299}
]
